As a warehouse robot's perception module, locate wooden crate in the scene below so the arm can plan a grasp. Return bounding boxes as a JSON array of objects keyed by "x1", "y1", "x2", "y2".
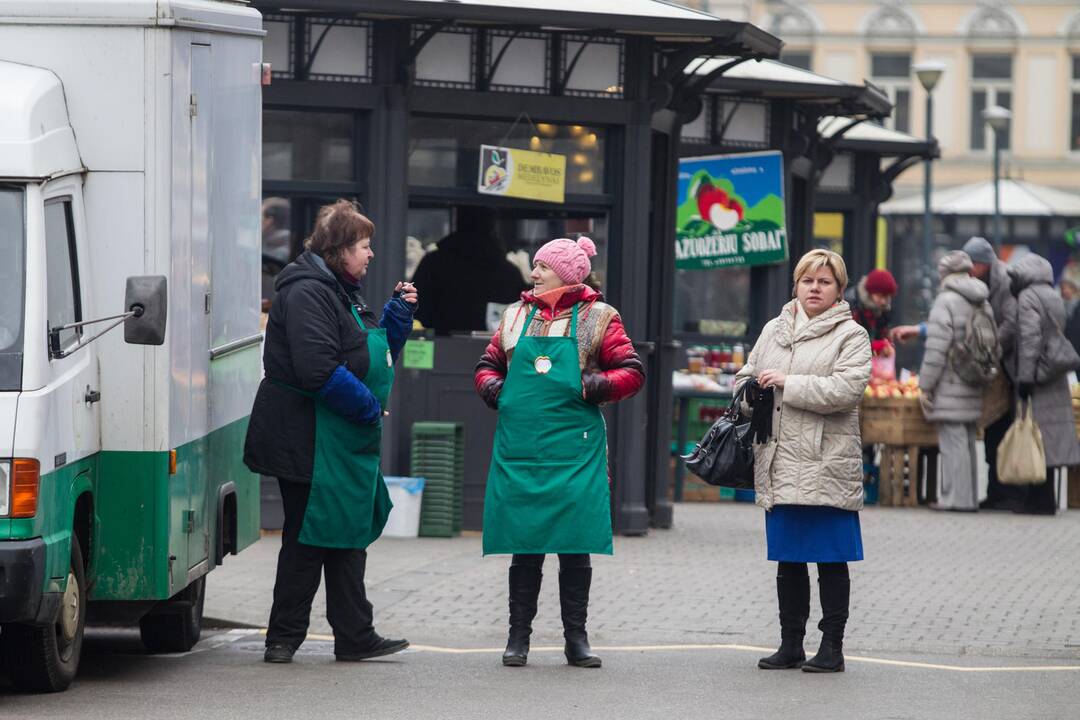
[{"x1": 860, "y1": 396, "x2": 938, "y2": 446}]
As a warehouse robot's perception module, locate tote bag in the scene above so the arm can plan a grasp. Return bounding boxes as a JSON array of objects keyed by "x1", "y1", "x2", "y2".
[{"x1": 996, "y1": 400, "x2": 1046, "y2": 486}]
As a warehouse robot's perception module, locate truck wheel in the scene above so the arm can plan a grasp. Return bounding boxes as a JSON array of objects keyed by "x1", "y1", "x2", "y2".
[
  {"x1": 2, "y1": 535, "x2": 87, "y2": 693},
  {"x1": 138, "y1": 575, "x2": 205, "y2": 653}
]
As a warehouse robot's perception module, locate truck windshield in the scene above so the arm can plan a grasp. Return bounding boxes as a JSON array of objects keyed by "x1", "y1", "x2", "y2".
[{"x1": 0, "y1": 187, "x2": 25, "y2": 390}]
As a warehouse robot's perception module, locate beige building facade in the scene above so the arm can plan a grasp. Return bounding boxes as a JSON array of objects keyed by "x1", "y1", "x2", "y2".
[{"x1": 680, "y1": 1, "x2": 1080, "y2": 196}]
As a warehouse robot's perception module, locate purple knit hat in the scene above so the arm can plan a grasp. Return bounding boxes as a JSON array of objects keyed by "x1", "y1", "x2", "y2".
[{"x1": 533, "y1": 237, "x2": 597, "y2": 285}]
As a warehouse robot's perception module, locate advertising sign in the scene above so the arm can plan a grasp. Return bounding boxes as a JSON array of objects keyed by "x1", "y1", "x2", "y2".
[
  {"x1": 477, "y1": 144, "x2": 566, "y2": 204},
  {"x1": 675, "y1": 150, "x2": 788, "y2": 270}
]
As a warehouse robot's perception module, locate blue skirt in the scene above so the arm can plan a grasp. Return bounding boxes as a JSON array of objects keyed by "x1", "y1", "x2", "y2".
[{"x1": 765, "y1": 505, "x2": 864, "y2": 563}]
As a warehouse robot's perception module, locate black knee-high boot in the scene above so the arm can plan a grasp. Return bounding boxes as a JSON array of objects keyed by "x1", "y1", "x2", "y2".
[
  {"x1": 758, "y1": 563, "x2": 810, "y2": 669},
  {"x1": 803, "y1": 563, "x2": 849, "y2": 673},
  {"x1": 559, "y1": 566, "x2": 601, "y2": 668},
  {"x1": 503, "y1": 564, "x2": 542, "y2": 666}
]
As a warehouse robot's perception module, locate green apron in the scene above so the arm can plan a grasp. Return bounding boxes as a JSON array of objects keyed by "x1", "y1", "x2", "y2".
[
  {"x1": 483, "y1": 303, "x2": 613, "y2": 555},
  {"x1": 286, "y1": 305, "x2": 395, "y2": 549}
]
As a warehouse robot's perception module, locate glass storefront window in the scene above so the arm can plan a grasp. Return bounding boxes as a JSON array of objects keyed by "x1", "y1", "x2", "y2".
[
  {"x1": 263, "y1": 110, "x2": 354, "y2": 181},
  {"x1": 673, "y1": 266, "x2": 750, "y2": 336},
  {"x1": 407, "y1": 205, "x2": 608, "y2": 334},
  {"x1": 408, "y1": 117, "x2": 606, "y2": 195}
]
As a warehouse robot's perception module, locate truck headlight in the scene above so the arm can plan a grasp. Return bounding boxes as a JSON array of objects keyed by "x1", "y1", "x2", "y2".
[{"x1": 0, "y1": 461, "x2": 9, "y2": 516}]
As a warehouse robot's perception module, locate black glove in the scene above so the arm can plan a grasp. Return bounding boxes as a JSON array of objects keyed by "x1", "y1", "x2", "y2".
[
  {"x1": 1018, "y1": 382, "x2": 1033, "y2": 400},
  {"x1": 581, "y1": 372, "x2": 607, "y2": 405},
  {"x1": 479, "y1": 378, "x2": 503, "y2": 410}
]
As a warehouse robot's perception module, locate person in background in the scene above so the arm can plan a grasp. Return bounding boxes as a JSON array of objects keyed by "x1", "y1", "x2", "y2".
[
  {"x1": 411, "y1": 206, "x2": 528, "y2": 335},
  {"x1": 1009, "y1": 253, "x2": 1080, "y2": 515},
  {"x1": 261, "y1": 197, "x2": 293, "y2": 311},
  {"x1": 961, "y1": 236, "x2": 1021, "y2": 511},
  {"x1": 918, "y1": 251, "x2": 994, "y2": 512},
  {"x1": 845, "y1": 268, "x2": 898, "y2": 357},
  {"x1": 475, "y1": 237, "x2": 644, "y2": 669},
  {"x1": 1058, "y1": 264, "x2": 1080, "y2": 356},
  {"x1": 736, "y1": 249, "x2": 871, "y2": 674}
]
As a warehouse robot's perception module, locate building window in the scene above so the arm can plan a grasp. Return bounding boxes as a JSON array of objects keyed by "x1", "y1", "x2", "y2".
[
  {"x1": 780, "y1": 51, "x2": 812, "y2": 71},
  {"x1": 870, "y1": 52, "x2": 911, "y2": 134},
  {"x1": 263, "y1": 110, "x2": 355, "y2": 182},
  {"x1": 407, "y1": 116, "x2": 606, "y2": 196},
  {"x1": 1072, "y1": 55, "x2": 1080, "y2": 151},
  {"x1": 413, "y1": 25, "x2": 476, "y2": 89},
  {"x1": 560, "y1": 35, "x2": 624, "y2": 98},
  {"x1": 970, "y1": 54, "x2": 1012, "y2": 151},
  {"x1": 304, "y1": 18, "x2": 373, "y2": 82}
]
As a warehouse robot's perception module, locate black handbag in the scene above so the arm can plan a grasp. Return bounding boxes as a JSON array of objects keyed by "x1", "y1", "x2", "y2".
[{"x1": 681, "y1": 381, "x2": 771, "y2": 490}]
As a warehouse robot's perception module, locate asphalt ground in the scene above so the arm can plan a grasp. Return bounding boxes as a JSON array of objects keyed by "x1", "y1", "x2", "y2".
[{"x1": 1, "y1": 627, "x2": 1078, "y2": 720}]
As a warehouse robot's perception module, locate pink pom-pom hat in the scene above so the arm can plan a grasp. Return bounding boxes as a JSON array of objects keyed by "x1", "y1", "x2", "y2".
[{"x1": 533, "y1": 236, "x2": 596, "y2": 285}]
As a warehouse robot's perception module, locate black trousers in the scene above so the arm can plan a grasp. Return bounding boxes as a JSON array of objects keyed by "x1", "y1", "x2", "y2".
[
  {"x1": 266, "y1": 478, "x2": 375, "y2": 654},
  {"x1": 511, "y1": 553, "x2": 591, "y2": 569},
  {"x1": 984, "y1": 407, "x2": 1024, "y2": 506},
  {"x1": 1022, "y1": 466, "x2": 1058, "y2": 514}
]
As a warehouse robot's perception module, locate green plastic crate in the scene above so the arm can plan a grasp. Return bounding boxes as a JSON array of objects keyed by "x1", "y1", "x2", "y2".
[{"x1": 410, "y1": 422, "x2": 465, "y2": 536}]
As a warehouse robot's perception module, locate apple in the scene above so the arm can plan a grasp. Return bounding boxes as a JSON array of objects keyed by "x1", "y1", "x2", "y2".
[{"x1": 696, "y1": 180, "x2": 744, "y2": 231}]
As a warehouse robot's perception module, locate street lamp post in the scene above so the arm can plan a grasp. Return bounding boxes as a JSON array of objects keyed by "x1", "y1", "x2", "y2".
[
  {"x1": 912, "y1": 61, "x2": 944, "y2": 312},
  {"x1": 982, "y1": 105, "x2": 1011, "y2": 250}
]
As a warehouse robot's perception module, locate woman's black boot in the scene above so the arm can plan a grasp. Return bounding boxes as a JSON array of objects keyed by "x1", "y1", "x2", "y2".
[
  {"x1": 803, "y1": 565, "x2": 849, "y2": 673},
  {"x1": 559, "y1": 567, "x2": 601, "y2": 668},
  {"x1": 503, "y1": 565, "x2": 542, "y2": 666},
  {"x1": 758, "y1": 564, "x2": 809, "y2": 669}
]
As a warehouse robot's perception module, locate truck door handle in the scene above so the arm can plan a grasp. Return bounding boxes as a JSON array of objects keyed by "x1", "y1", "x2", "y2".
[{"x1": 85, "y1": 386, "x2": 101, "y2": 404}]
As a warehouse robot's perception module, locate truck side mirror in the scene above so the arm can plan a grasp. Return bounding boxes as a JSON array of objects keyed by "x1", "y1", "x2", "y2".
[{"x1": 124, "y1": 276, "x2": 167, "y2": 346}]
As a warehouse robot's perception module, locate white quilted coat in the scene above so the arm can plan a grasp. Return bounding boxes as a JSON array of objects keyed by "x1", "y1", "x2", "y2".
[{"x1": 735, "y1": 301, "x2": 872, "y2": 511}]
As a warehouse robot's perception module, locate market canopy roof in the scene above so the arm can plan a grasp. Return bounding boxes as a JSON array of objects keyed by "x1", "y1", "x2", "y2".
[
  {"x1": 690, "y1": 57, "x2": 891, "y2": 117},
  {"x1": 256, "y1": 0, "x2": 781, "y2": 53},
  {"x1": 881, "y1": 179, "x2": 1080, "y2": 217},
  {"x1": 818, "y1": 116, "x2": 938, "y2": 158}
]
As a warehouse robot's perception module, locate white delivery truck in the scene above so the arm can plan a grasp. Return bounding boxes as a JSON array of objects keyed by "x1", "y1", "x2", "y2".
[{"x1": 0, "y1": 0, "x2": 263, "y2": 691}]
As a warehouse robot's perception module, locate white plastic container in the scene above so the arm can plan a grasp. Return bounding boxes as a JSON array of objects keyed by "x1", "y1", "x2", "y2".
[{"x1": 382, "y1": 476, "x2": 426, "y2": 538}]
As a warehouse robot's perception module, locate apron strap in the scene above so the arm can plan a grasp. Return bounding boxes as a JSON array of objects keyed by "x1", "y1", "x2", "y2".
[
  {"x1": 518, "y1": 304, "x2": 541, "y2": 342},
  {"x1": 349, "y1": 304, "x2": 364, "y2": 328},
  {"x1": 518, "y1": 302, "x2": 580, "y2": 341}
]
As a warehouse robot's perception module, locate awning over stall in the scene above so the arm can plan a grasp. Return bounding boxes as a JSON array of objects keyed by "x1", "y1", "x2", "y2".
[
  {"x1": 265, "y1": 0, "x2": 781, "y2": 53},
  {"x1": 881, "y1": 179, "x2": 1080, "y2": 216},
  {"x1": 818, "y1": 117, "x2": 938, "y2": 158},
  {"x1": 690, "y1": 57, "x2": 891, "y2": 117}
]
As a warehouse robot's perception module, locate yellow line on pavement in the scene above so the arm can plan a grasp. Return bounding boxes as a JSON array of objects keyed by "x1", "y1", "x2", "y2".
[{"x1": 248, "y1": 630, "x2": 1080, "y2": 672}]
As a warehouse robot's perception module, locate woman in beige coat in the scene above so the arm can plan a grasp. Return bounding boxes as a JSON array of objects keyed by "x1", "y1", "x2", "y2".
[{"x1": 736, "y1": 249, "x2": 872, "y2": 674}]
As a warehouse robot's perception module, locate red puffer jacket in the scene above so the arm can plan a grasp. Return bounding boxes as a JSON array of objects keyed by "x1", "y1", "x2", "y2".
[{"x1": 474, "y1": 285, "x2": 645, "y2": 409}]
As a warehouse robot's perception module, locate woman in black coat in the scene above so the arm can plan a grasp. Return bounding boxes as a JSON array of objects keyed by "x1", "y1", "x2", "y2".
[{"x1": 244, "y1": 199, "x2": 417, "y2": 663}]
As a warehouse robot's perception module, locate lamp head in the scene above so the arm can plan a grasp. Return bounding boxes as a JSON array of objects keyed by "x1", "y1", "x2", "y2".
[
  {"x1": 982, "y1": 105, "x2": 1011, "y2": 132},
  {"x1": 912, "y1": 61, "x2": 945, "y2": 92}
]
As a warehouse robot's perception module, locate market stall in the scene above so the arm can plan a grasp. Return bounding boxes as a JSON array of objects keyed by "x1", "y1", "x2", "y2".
[{"x1": 254, "y1": 0, "x2": 781, "y2": 533}]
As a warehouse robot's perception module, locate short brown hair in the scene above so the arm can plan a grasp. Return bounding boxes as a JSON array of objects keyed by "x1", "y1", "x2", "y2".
[
  {"x1": 792, "y1": 248, "x2": 848, "y2": 294},
  {"x1": 304, "y1": 199, "x2": 375, "y2": 273}
]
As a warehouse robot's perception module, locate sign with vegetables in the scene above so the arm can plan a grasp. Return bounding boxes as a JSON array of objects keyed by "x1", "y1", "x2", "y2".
[{"x1": 675, "y1": 150, "x2": 788, "y2": 270}]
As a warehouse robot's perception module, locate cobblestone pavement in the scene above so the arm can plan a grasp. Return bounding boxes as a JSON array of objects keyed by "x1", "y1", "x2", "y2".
[{"x1": 206, "y1": 503, "x2": 1080, "y2": 660}]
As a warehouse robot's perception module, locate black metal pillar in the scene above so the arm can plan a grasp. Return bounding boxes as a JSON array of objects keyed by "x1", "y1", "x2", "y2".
[
  {"x1": 370, "y1": 21, "x2": 412, "y2": 473},
  {"x1": 606, "y1": 37, "x2": 654, "y2": 535},
  {"x1": 644, "y1": 108, "x2": 681, "y2": 529}
]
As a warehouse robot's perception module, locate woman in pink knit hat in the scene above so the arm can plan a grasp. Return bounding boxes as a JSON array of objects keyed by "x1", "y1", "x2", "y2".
[{"x1": 475, "y1": 236, "x2": 645, "y2": 669}]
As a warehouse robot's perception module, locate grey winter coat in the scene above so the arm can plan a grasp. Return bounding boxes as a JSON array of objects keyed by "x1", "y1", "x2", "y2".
[
  {"x1": 919, "y1": 273, "x2": 994, "y2": 423},
  {"x1": 1010, "y1": 254, "x2": 1080, "y2": 468},
  {"x1": 735, "y1": 301, "x2": 872, "y2": 511},
  {"x1": 986, "y1": 259, "x2": 1018, "y2": 380}
]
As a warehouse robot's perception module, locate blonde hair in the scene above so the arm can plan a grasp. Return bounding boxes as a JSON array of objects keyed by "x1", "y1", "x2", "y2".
[{"x1": 792, "y1": 249, "x2": 848, "y2": 295}]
